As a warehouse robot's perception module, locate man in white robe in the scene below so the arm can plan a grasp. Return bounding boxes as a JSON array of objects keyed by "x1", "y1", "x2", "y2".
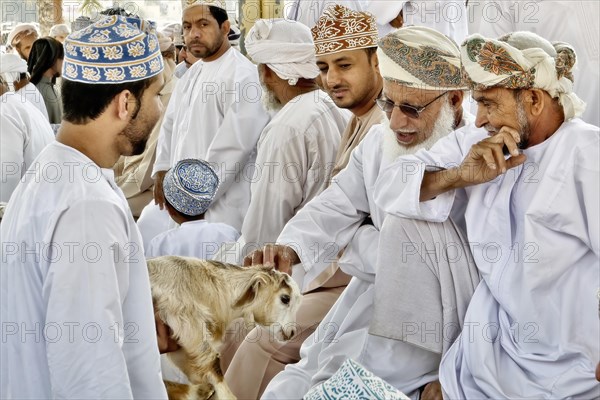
[
  {"x1": 374, "y1": 31, "x2": 599, "y2": 398},
  {"x1": 0, "y1": 73, "x2": 54, "y2": 202},
  {"x1": 257, "y1": 26, "x2": 476, "y2": 399},
  {"x1": 0, "y1": 53, "x2": 49, "y2": 120},
  {"x1": 218, "y1": 18, "x2": 349, "y2": 398},
  {"x1": 0, "y1": 16, "x2": 168, "y2": 398},
  {"x1": 139, "y1": 0, "x2": 270, "y2": 242}
]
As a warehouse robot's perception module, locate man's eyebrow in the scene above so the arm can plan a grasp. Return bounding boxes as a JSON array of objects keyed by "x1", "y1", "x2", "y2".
[{"x1": 473, "y1": 94, "x2": 494, "y2": 103}]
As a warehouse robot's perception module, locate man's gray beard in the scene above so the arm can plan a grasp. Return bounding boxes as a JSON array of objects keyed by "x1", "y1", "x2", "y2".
[
  {"x1": 261, "y1": 83, "x2": 283, "y2": 113},
  {"x1": 382, "y1": 100, "x2": 456, "y2": 161},
  {"x1": 516, "y1": 101, "x2": 531, "y2": 149}
]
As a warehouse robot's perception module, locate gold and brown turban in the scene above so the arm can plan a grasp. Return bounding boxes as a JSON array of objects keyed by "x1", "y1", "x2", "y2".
[
  {"x1": 377, "y1": 26, "x2": 468, "y2": 91},
  {"x1": 311, "y1": 4, "x2": 379, "y2": 56},
  {"x1": 461, "y1": 31, "x2": 586, "y2": 120}
]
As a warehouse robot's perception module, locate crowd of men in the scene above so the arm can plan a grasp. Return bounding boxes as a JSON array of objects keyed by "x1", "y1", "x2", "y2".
[{"x1": 1, "y1": 0, "x2": 598, "y2": 399}]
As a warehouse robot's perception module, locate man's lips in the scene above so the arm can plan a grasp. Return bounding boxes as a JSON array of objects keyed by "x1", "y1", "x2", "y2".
[{"x1": 395, "y1": 131, "x2": 417, "y2": 144}]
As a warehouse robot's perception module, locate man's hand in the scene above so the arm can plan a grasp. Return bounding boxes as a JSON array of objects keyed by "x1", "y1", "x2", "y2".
[
  {"x1": 153, "y1": 170, "x2": 167, "y2": 210},
  {"x1": 243, "y1": 244, "x2": 300, "y2": 275},
  {"x1": 421, "y1": 380, "x2": 443, "y2": 400},
  {"x1": 458, "y1": 126, "x2": 527, "y2": 185},
  {"x1": 155, "y1": 307, "x2": 180, "y2": 354},
  {"x1": 420, "y1": 126, "x2": 528, "y2": 201}
]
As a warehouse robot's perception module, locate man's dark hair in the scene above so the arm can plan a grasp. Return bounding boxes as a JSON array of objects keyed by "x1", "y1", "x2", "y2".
[
  {"x1": 165, "y1": 197, "x2": 204, "y2": 221},
  {"x1": 208, "y1": 6, "x2": 228, "y2": 27},
  {"x1": 28, "y1": 37, "x2": 64, "y2": 85},
  {"x1": 61, "y1": 76, "x2": 156, "y2": 124},
  {"x1": 100, "y1": 7, "x2": 139, "y2": 17}
]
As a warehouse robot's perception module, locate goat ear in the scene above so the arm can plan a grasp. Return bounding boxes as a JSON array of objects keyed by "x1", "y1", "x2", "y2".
[{"x1": 233, "y1": 274, "x2": 264, "y2": 308}]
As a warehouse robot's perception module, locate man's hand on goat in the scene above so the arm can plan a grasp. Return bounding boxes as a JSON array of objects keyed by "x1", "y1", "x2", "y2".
[
  {"x1": 243, "y1": 244, "x2": 300, "y2": 275},
  {"x1": 155, "y1": 307, "x2": 180, "y2": 354}
]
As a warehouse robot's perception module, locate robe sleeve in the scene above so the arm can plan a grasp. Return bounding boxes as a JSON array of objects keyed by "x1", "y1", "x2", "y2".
[
  {"x1": 278, "y1": 132, "x2": 372, "y2": 292},
  {"x1": 374, "y1": 127, "x2": 475, "y2": 222},
  {"x1": 152, "y1": 79, "x2": 183, "y2": 177},
  {"x1": 0, "y1": 111, "x2": 27, "y2": 202},
  {"x1": 43, "y1": 199, "x2": 137, "y2": 398},
  {"x1": 205, "y1": 69, "x2": 270, "y2": 202}
]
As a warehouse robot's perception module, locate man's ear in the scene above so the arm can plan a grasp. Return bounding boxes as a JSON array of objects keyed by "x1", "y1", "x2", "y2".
[
  {"x1": 527, "y1": 89, "x2": 546, "y2": 117},
  {"x1": 116, "y1": 90, "x2": 132, "y2": 120},
  {"x1": 449, "y1": 90, "x2": 464, "y2": 111},
  {"x1": 222, "y1": 20, "x2": 231, "y2": 37}
]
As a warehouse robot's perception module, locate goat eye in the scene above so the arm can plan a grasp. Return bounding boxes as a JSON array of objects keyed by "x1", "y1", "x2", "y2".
[{"x1": 280, "y1": 295, "x2": 290, "y2": 305}]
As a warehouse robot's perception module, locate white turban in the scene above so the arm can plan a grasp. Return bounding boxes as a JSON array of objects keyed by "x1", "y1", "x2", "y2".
[
  {"x1": 246, "y1": 19, "x2": 319, "y2": 86},
  {"x1": 461, "y1": 31, "x2": 586, "y2": 120},
  {"x1": 49, "y1": 24, "x2": 70, "y2": 38},
  {"x1": 377, "y1": 26, "x2": 468, "y2": 91},
  {"x1": 5, "y1": 23, "x2": 39, "y2": 48},
  {"x1": 367, "y1": 0, "x2": 405, "y2": 25},
  {"x1": 0, "y1": 53, "x2": 29, "y2": 90}
]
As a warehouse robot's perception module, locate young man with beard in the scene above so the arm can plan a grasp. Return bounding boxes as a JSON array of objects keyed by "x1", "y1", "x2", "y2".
[
  {"x1": 5, "y1": 23, "x2": 39, "y2": 61},
  {"x1": 0, "y1": 17, "x2": 168, "y2": 399},
  {"x1": 375, "y1": 31, "x2": 599, "y2": 399},
  {"x1": 252, "y1": 26, "x2": 478, "y2": 399},
  {"x1": 139, "y1": 0, "x2": 269, "y2": 248},
  {"x1": 218, "y1": 18, "x2": 349, "y2": 399}
]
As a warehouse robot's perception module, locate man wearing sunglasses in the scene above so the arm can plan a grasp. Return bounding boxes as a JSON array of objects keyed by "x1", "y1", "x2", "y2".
[
  {"x1": 253, "y1": 26, "x2": 478, "y2": 399},
  {"x1": 375, "y1": 31, "x2": 598, "y2": 398}
]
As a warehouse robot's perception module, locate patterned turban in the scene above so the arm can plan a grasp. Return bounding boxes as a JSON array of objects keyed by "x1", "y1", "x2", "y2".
[
  {"x1": 163, "y1": 159, "x2": 220, "y2": 217},
  {"x1": 62, "y1": 16, "x2": 164, "y2": 84},
  {"x1": 461, "y1": 31, "x2": 586, "y2": 120},
  {"x1": 311, "y1": 4, "x2": 379, "y2": 56},
  {"x1": 377, "y1": 26, "x2": 468, "y2": 91},
  {"x1": 246, "y1": 19, "x2": 319, "y2": 85}
]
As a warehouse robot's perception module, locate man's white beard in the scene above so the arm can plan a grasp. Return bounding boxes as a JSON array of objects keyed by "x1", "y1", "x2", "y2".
[
  {"x1": 261, "y1": 83, "x2": 283, "y2": 113},
  {"x1": 382, "y1": 100, "x2": 456, "y2": 161}
]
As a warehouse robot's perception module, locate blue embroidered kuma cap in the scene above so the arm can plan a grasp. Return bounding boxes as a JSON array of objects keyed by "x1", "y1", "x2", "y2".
[
  {"x1": 163, "y1": 159, "x2": 220, "y2": 217},
  {"x1": 62, "y1": 15, "x2": 164, "y2": 84}
]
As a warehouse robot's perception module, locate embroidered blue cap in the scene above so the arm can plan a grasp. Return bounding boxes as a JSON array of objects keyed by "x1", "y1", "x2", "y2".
[
  {"x1": 163, "y1": 159, "x2": 220, "y2": 217},
  {"x1": 62, "y1": 15, "x2": 164, "y2": 84}
]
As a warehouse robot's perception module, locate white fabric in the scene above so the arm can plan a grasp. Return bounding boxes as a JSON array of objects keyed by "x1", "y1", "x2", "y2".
[
  {"x1": 374, "y1": 119, "x2": 600, "y2": 398},
  {"x1": 263, "y1": 126, "x2": 439, "y2": 399},
  {"x1": 16, "y1": 82, "x2": 50, "y2": 120},
  {"x1": 146, "y1": 220, "x2": 239, "y2": 258},
  {"x1": 286, "y1": 0, "x2": 369, "y2": 28},
  {"x1": 5, "y1": 23, "x2": 38, "y2": 47},
  {"x1": 151, "y1": 48, "x2": 270, "y2": 231},
  {"x1": 246, "y1": 19, "x2": 320, "y2": 85},
  {"x1": 1, "y1": 92, "x2": 54, "y2": 202},
  {"x1": 234, "y1": 90, "x2": 349, "y2": 262},
  {"x1": 0, "y1": 141, "x2": 167, "y2": 399},
  {"x1": 174, "y1": 61, "x2": 190, "y2": 79},
  {"x1": 137, "y1": 201, "x2": 175, "y2": 251},
  {"x1": 369, "y1": 0, "x2": 469, "y2": 41},
  {"x1": 475, "y1": 0, "x2": 599, "y2": 126},
  {"x1": 366, "y1": 0, "x2": 405, "y2": 25}
]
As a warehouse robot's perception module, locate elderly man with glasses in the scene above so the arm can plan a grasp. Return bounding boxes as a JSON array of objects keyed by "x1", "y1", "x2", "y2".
[{"x1": 253, "y1": 26, "x2": 480, "y2": 399}]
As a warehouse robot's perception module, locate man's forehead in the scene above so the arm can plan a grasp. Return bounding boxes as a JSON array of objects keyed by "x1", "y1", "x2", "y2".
[
  {"x1": 183, "y1": 5, "x2": 213, "y2": 21},
  {"x1": 316, "y1": 48, "x2": 365, "y2": 64},
  {"x1": 472, "y1": 87, "x2": 513, "y2": 102}
]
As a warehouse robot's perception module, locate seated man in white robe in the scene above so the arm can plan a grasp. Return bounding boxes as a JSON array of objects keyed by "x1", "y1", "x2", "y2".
[
  {"x1": 254, "y1": 26, "x2": 479, "y2": 399},
  {"x1": 146, "y1": 159, "x2": 239, "y2": 258},
  {"x1": 1, "y1": 16, "x2": 168, "y2": 398},
  {"x1": 375, "y1": 31, "x2": 599, "y2": 398}
]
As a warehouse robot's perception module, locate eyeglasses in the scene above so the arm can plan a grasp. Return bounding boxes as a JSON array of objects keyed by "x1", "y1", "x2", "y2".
[{"x1": 375, "y1": 91, "x2": 449, "y2": 119}]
